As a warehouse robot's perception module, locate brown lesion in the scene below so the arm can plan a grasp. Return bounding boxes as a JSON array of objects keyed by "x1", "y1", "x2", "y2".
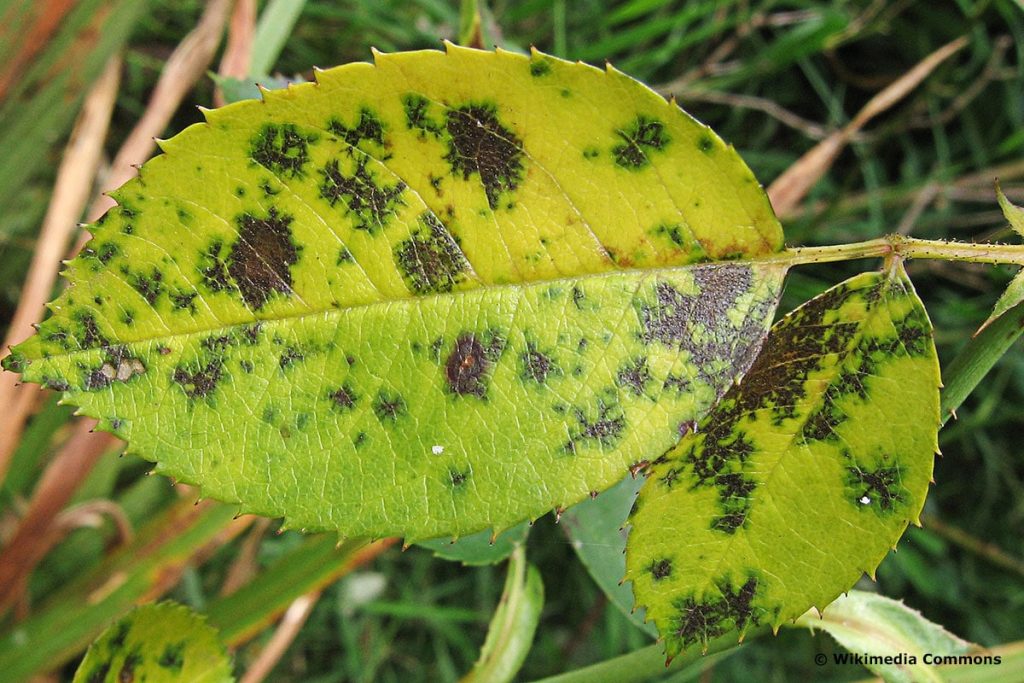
[
  {"x1": 373, "y1": 390, "x2": 407, "y2": 422},
  {"x1": 612, "y1": 115, "x2": 670, "y2": 170},
  {"x1": 444, "y1": 331, "x2": 505, "y2": 398},
  {"x1": 668, "y1": 576, "x2": 760, "y2": 650},
  {"x1": 318, "y1": 157, "x2": 406, "y2": 233},
  {"x1": 227, "y1": 207, "x2": 300, "y2": 310},
  {"x1": 565, "y1": 392, "x2": 627, "y2": 453},
  {"x1": 443, "y1": 103, "x2": 525, "y2": 210},
  {"x1": 249, "y1": 123, "x2": 316, "y2": 177},
  {"x1": 393, "y1": 212, "x2": 470, "y2": 294},
  {"x1": 172, "y1": 357, "x2": 225, "y2": 400}
]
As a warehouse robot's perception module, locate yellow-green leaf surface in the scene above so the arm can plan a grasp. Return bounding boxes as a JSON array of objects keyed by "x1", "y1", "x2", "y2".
[
  {"x1": 73, "y1": 602, "x2": 233, "y2": 683},
  {"x1": 625, "y1": 266, "x2": 940, "y2": 660},
  {"x1": 4, "y1": 45, "x2": 784, "y2": 541}
]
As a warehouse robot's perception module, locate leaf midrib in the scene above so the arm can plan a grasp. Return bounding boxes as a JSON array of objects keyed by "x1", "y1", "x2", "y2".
[{"x1": 30, "y1": 261, "x2": 774, "y2": 362}]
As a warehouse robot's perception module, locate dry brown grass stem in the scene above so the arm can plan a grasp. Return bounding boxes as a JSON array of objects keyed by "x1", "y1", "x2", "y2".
[
  {"x1": 0, "y1": 55, "x2": 122, "y2": 482},
  {"x1": 239, "y1": 591, "x2": 322, "y2": 683},
  {"x1": 768, "y1": 35, "x2": 969, "y2": 218},
  {"x1": 83, "y1": 0, "x2": 233, "y2": 226},
  {"x1": 220, "y1": 517, "x2": 272, "y2": 596},
  {"x1": 214, "y1": 0, "x2": 256, "y2": 107},
  {"x1": 0, "y1": 419, "x2": 118, "y2": 617}
]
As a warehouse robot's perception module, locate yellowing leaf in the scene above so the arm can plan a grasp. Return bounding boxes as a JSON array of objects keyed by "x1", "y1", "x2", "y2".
[
  {"x1": 625, "y1": 265, "x2": 940, "y2": 660},
  {"x1": 3, "y1": 45, "x2": 784, "y2": 541},
  {"x1": 73, "y1": 602, "x2": 232, "y2": 683}
]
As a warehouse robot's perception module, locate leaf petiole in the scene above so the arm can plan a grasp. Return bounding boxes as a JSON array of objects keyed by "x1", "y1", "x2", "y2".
[{"x1": 771, "y1": 235, "x2": 1024, "y2": 268}]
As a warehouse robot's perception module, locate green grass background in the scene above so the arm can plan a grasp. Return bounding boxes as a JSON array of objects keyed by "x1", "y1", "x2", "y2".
[{"x1": 2, "y1": 1, "x2": 1022, "y2": 681}]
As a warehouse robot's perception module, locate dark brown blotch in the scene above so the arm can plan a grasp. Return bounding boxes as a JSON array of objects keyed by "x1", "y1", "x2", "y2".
[
  {"x1": 444, "y1": 103, "x2": 525, "y2": 210},
  {"x1": 172, "y1": 358, "x2": 224, "y2": 399},
  {"x1": 394, "y1": 212, "x2": 470, "y2": 294},
  {"x1": 228, "y1": 207, "x2": 300, "y2": 309},
  {"x1": 445, "y1": 332, "x2": 501, "y2": 398}
]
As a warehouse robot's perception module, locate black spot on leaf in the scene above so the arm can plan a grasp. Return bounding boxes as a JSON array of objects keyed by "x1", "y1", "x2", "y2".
[
  {"x1": 520, "y1": 343, "x2": 560, "y2": 384},
  {"x1": 449, "y1": 468, "x2": 469, "y2": 487},
  {"x1": 402, "y1": 94, "x2": 442, "y2": 137},
  {"x1": 128, "y1": 268, "x2": 163, "y2": 305},
  {"x1": 394, "y1": 212, "x2": 470, "y2": 294},
  {"x1": 172, "y1": 358, "x2": 224, "y2": 399},
  {"x1": 373, "y1": 391, "x2": 406, "y2": 422},
  {"x1": 444, "y1": 103, "x2": 525, "y2": 210},
  {"x1": 228, "y1": 207, "x2": 300, "y2": 309},
  {"x1": 170, "y1": 289, "x2": 198, "y2": 314},
  {"x1": 318, "y1": 157, "x2": 406, "y2": 233},
  {"x1": 566, "y1": 393, "x2": 626, "y2": 452},
  {"x1": 198, "y1": 241, "x2": 233, "y2": 294},
  {"x1": 669, "y1": 576, "x2": 759, "y2": 650},
  {"x1": 613, "y1": 115, "x2": 670, "y2": 170},
  {"x1": 158, "y1": 642, "x2": 185, "y2": 671},
  {"x1": 328, "y1": 108, "x2": 386, "y2": 148},
  {"x1": 530, "y1": 58, "x2": 551, "y2": 76},
  {"x1": 75, "y1": 311, "x2": 108, "y2": 349},
  {"x1": 118, "y1": 648, "x2": 142, "y2": 683},
  {"x1": 846, "y1": 463, "x2": 904, "y2": 512},
  {"x1": 250, "y1": 123, "x2": 315, "y2": 177},
  {"x1": 328, "y1": 384, "x2": 358, "y2": 411},
  {"x1": 649, "y1": 558, "x2": 673, "y2": 581},
  {"x1": 616, "y1": 357, "x2": 653, "y2": 397},
  {"x1": 445, "y1": 332, "x2": 504, "y2": 398},
  {"x1": 279, "y1": 346, "x2": 304, "y2": 369}
]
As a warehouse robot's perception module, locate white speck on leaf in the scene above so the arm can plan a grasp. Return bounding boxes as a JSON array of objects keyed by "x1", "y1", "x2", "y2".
[{"x1": 432, "y1": 445, "x2": 444, "y2": 455}]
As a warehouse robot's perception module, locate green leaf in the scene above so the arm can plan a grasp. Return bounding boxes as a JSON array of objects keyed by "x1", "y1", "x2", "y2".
[
  {"x1": 73, "y1": 602, "x2": 233, "y2": 683},
  {"x1": 418, "y1": 520, "x2": 529, "y2": 566},
  {"x1": 560, "y1": 475, "x2": 657, "y2": 636},
  {"x1": 977, "y1": 269, "x2": 1024, "y2": 334},
  {"x1": 462, "y1": 546, "x2": 544, "y2": 683},
  {"x1": 625, "y1": 265, "x2": 940, "y2": 660},
  {"x1": 4, "y1": 45, "x2": 784, "y2": 542},
  {"x1": 996, "y1": 182, "x2": 1024, "y2": 238},
  {"x1": 792, "y1": 590, "x2": 976, "y2": 683}
]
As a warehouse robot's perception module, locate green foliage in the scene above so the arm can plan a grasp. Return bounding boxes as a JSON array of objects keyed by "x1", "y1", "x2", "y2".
[
  {"x1": 462, "y1": 546, "x2": 544, "y2": 683},
  {"x1": 793, "y1": 591, "x2": 976, "y2": 683},
  {"x1": 73, "y1": 602, "x2": 233, "y2": 683},
  {"x1": 418, "y1": 521, "x2": 530, "y2": 566},
  {"x1": 626, "y1": 266, "x2": 940, "y2": 659}
]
